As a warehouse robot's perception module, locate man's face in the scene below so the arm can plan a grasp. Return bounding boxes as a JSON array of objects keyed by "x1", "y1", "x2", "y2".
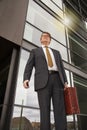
[{"x1": 40, "y1": 33, "x2": 51, "y2": 46}]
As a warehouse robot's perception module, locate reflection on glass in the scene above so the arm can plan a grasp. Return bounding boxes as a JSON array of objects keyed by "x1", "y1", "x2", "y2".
[
  {"x1": 24, "y1": 23, "x2": 68, "y2": 61},
  {"x1": 73, "y1": 74, "x2": 87, "y2": 114},
  {"x1": 66, "y1": 0, "x2": 79, "y2": 11},
  {"x1": 65, "y1": 7, "x2": 87, "y2": 38},
  {"x1": 13, "y1": 106, "x2": 40, "y2": 122},
  {"x1": 14, "y1": 49, "x2": 39, "y2": 108},
  {"x1": 26, "y1": 0, "x2": 66, "y2": 46},
  {"x1": 23, "y1": 23, "x2": 41, "y2": 47},
  {"x1": 50, "y1": 39, "x2": 68, "y2": 61},
  {"x1": 11, "y1": 106, "x2": 54, "y2": 130},
  {"x1": 11, "y1": 106, "x2": 40, "y2": 129},
  {"x1": 52, "y1": 0, "x2": 63, "y2": 9},
  {"x1": 14, "y1": 50, "x2": 29, "y2": 105},
  {"x1": 40, "y1": 0, "x2": 63, "y2": 18},
  {"x1": 74, "y1": 75, "x2": 87, "y2": 130},
  {"x1": 68, "y1": 32, "x2": 87, "y2": 73},
  {"x1": 65, "y1": 70, "x2": 70, "y2": 86},
  {"x1": 85, "y1": 21, "x2": 87, "y2": 29}
]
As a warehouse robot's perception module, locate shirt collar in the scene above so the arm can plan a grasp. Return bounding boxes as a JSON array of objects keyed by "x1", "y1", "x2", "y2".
[{"x1": 41, "y1": 45, "x2": 49, "y2": 48}]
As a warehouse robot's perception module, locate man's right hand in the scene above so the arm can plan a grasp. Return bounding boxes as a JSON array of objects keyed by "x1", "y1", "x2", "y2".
[{"x1": 23, "y1": 80, "x2": 29, "y2": 89}]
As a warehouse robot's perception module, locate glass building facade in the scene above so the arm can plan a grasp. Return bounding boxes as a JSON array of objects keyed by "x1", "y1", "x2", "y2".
[
  {"x1": 0, "y1": 0, "x2": 87, "y2": 130},
  {"x1": 11, "y1": 0, "x2": 87, "y2": 130}
]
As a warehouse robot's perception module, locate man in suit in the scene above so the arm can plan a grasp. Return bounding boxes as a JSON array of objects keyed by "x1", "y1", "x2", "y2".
[{"x1": 23, "y1": 32, "x2": 68, "y2": 130}]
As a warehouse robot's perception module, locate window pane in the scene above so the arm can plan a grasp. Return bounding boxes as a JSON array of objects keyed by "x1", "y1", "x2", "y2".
[
  {"x1": 69, "y1": 32, "x2": 87, "y2": 73},
  {"x1": 26, "y1": 1, "x2": 66, "y2": 46},
  {"x1": 65, "y1": 7, "x2": 87, "y2": 39},
  {"x1": 40, "y1": 0, "x2": 63, "y2": 18},
  {"x1": 50, "y1": 39, "x2": 68, "y2": 61},
  {"x1": 14, "y1": 49, "x2": 39, "y2": 108},
  {"x1": 73, "y1": 74, "x2": 87, "y2": 114},
  {"x1": 24, "y1": 23, "x2": 68, "y2": 62},
  {"x1": 23, "y1": 23, "x2": 41, "y2": 47},
  {"x1": 52, "y1": 0, "x2": 63, "y2": 9},
  {"x1": 11, "y1": 106, "x2": 54, "y2": 129},
  {"x1": 12, "y1": 106, "x2": 40, "y2": 122},
  {"x1": 66, "y1": 0, "x2": 80, "y2": 11}
]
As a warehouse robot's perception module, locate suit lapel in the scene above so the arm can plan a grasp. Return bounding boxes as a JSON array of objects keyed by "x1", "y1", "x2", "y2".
[
  {"x1": 39, "y1": 47, "x2": 48, "y2": 63},
  {"x1": 51, "y1": 49, "x2": 58, "y2": 60},
  {"x1": 39, "y1": 47, "x2": 48, "y2": 68},
  {"x1": 52, "y1": 49, "x2": 60, "y2": 66},
  {"x1": 39, "y1": 47, "x2": 46, "y2": 58},
  {"x1": 39, "y1": 47, "x2": 60, "y2": 68}
]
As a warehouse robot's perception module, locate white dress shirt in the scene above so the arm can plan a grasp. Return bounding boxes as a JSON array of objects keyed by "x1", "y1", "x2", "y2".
[{"x1": 42, "y1": 45, "x2": 58, "y2": 71}]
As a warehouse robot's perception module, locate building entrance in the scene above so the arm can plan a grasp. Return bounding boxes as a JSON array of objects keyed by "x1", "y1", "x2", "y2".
[
  {"x1": 0, "y1": 37, "x2": 20, "y2": 130},
  {"x1": 0, "y1": 38, "x2": 13, "y2": 119}
]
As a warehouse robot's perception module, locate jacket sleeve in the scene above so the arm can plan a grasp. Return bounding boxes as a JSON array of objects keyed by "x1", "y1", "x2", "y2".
[
  {"x1": 59, "y1": 52, "x2": 68, "y2": 84},
  {"x1": 23, "y1": 49, "x2": 35, "y2": 82}
]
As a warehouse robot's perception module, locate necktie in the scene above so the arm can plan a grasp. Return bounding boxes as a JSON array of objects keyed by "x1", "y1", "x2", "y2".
[{"x1": 45, "y1": 46, "x2": 53, "y2": 67}]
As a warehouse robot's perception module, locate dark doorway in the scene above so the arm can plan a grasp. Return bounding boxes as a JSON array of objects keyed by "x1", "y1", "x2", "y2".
[
  {"x1": 0, "y1": 37, "x2": 15, "y2": 118},
  {"x1": 0, "y1": 37, "x2": 20, "y2": 130}
]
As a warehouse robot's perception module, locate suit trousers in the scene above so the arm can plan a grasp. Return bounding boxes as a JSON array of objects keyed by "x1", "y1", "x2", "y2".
[{"x1": 37, "y1": 72, "x2": 67, "y2": 130}]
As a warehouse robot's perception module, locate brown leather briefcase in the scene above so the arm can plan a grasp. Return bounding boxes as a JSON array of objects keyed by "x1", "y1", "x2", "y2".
[{"x1": 64, "y1": 87, "x2": 80, "y2": 115}]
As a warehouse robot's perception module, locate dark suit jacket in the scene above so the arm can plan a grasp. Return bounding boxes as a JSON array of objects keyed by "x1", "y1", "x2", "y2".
[{"x1": 23, "y1": 47, "x2": 67, "y2": 91}]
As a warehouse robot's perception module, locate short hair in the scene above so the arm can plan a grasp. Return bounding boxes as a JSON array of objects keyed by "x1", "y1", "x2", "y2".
[{"x1": 41, "y1": 32, "x2": 51, "y2": 39}]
